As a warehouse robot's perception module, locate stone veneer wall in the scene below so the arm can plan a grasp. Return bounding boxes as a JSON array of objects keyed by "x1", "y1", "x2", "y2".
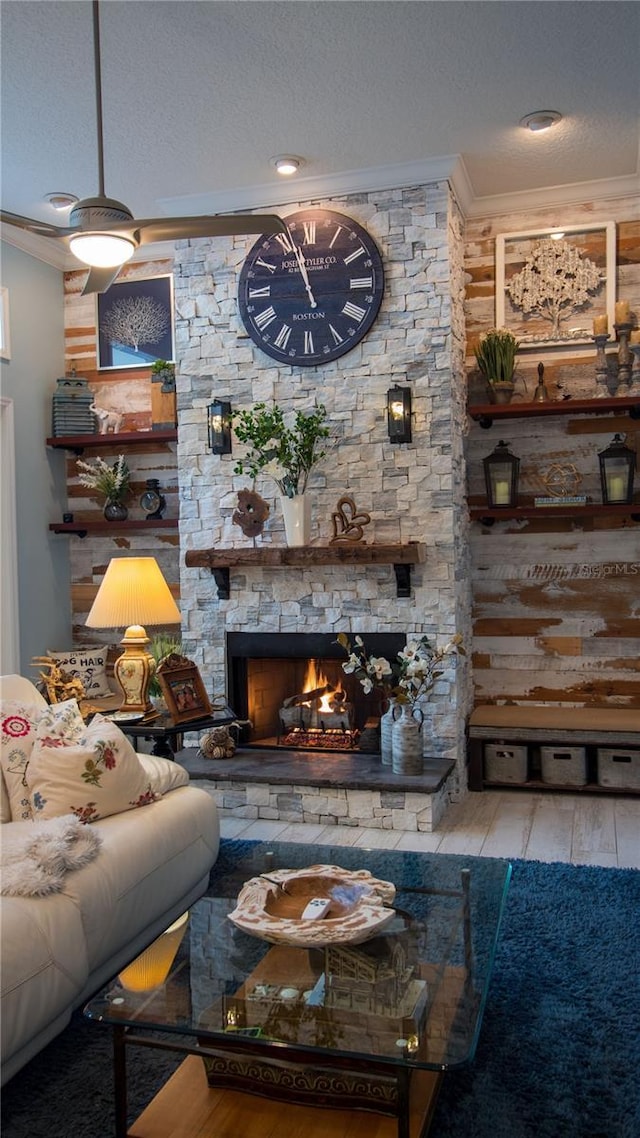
[
  {"x1": 194, "y1": 777, "x2": 452, "y2": 833},
  {"x1": 173, "y1": 182, "x2": 473, "y2": 800}
]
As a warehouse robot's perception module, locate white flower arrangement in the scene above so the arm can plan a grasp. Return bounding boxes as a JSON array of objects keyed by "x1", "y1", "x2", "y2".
[
  {"x1": 394, "y1": 635, "x2": 465, "y2": 705},
  {"x1": 76, "y1": 455, "x2": 130, "y2": 503},
  {"x1": 337, "y1": 632, "x2": 464, "y2": 705}
]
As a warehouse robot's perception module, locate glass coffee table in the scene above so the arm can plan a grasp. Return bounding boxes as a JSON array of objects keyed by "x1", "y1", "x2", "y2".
[{"x1": 85, "y1": 841, "x2": 511, "y2": 1138}]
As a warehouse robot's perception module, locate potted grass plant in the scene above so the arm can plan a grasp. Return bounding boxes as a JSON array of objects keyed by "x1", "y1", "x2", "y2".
[{"x1": 474, "y1": 328, "x2": 520, "y2": 403}]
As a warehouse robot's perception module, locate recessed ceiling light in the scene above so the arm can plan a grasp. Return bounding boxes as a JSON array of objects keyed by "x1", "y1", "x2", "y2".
[
  {"x1": 44, "y1": 192, "x2": 79, "y2": 210},
  {"x1": 520, "y1": 110, "x2": 563, "y2": 133},
  {"x1": 270, "y1": 155, "x2": 304, "y2": 176}
]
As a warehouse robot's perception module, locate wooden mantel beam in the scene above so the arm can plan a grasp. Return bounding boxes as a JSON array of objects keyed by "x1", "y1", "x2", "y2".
[{"x1": 184, "y1": 543, "x2": 426, "y2": 599}]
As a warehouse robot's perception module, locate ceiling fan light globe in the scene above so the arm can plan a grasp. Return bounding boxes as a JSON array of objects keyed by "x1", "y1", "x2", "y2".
[{"x1": 69, "y1": 232, "x2": 136, "y2": 268}]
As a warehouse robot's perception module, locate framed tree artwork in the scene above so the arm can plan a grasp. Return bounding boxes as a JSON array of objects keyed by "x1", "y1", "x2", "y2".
[
  {"x1": 156, "y1": 654, "x2": 212, "y2": 725},
  {"x1": 495, "y1": 222, "x2": 616, "y2": 349},
  {"x1": 97, "y1": 274, "x2": 174, "y2": 370}
]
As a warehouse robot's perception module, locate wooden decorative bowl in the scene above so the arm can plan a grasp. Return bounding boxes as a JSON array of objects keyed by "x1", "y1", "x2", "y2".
[{"x1": 228, "y1": 864, "x2": 396, "y2": 947}]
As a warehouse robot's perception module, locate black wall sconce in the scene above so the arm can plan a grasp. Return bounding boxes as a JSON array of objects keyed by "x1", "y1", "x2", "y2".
[
  {"x1": 207, "y1": 399, "x2": 232, "y2": 454},
  {"x1": 483, "y1": 440, "x2": 520, "y2": 508},
  {"x1": 386, "y1": 385, "x2": 412, "y2": 443},
  {"x1": 598, "y1": 433, "x2": 636, "y2": 504}
]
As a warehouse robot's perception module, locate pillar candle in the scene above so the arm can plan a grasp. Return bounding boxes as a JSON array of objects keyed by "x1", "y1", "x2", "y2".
[
  {"x1": 607, "y1": 474, "x2": 625, "y2": 502},
  {"x1": 493, "y1": 480, "x2": 511, "y2": 505},
  {"x1": 593, "y1": 315, "x2": 608, "y2": 335},
  {"x1": 615, "y1": 300, "x2": 631, "y2": 324}
]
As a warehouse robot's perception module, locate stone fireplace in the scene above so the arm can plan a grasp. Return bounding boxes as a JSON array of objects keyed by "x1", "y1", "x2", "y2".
[{"x1": 174, "y1": 178, "x2": 473, "y2": 829}]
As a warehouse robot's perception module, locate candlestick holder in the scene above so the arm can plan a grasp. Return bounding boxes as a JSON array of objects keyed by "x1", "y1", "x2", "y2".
[
  {"x1": 630, "y1": 345, "x2": 640, "y2": 395},
  {"x1": 592, "y1": 334, "x2": 611, "y2": 397},
  {"x1": 615, "y1": 322, "x2": 633, "y2": 393}
]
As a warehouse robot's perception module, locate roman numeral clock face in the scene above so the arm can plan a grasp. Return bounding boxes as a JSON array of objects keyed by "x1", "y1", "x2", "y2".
[{"x1": 238, "y1": 209, "x2": 385, "y2": 365}]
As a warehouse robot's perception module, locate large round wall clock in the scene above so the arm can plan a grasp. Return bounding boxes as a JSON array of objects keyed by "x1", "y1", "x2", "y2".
[{"x1": 238, "y1": 208, "x2": 384, "y2": 366}]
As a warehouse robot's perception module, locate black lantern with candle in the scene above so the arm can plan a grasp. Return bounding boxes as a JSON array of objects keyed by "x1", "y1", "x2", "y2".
[
  {"x1": 598, "y1": 433, "x2": 636, "y2": 505},
  {"x1": 207, "y1": 400, "x2": 232, "y2": 454},
  {"x1": 386, "y1": 386, "x2": 412, "y2": 444},
  {"x1": 483, "y1": 440, "x2": 520, "y2": 509}
]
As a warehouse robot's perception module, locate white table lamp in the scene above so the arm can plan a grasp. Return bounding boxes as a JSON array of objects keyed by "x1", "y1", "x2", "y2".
[{"x1": 86, "y1": 557, "x2": 181, "y2": 713}]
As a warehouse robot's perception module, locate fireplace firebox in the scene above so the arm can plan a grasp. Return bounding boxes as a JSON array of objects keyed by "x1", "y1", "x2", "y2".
[{"x1": 226, "y1": 633, "x2": 404, "y2": 752}]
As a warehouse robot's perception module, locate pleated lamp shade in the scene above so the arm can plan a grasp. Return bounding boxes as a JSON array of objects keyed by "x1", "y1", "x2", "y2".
[
  {"x1": 118, "y1": 912, "x2": 189, "y2": 991},
  {"x1": 86, "y1": 557, "x2": 181, "y2": 629}
]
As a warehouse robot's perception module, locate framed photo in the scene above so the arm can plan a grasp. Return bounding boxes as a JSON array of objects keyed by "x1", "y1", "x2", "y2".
[
  {"x1": 96, "y1": 274, "x2": 174, "y2": 370},
  {"x1": 156, "y1": 655, "x2": 212, "y2": 725},
  {"x1": 495, "y1": 222, "x2": 616, "y2": 349}
]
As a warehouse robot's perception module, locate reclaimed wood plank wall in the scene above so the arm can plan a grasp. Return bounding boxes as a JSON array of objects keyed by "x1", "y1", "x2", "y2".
[
  {"x1": 62, "y1": 259, "x2": 180, "y2": 643},
  {"x1": 464, "y1": 195, "x2": 640, "y2": 708}
]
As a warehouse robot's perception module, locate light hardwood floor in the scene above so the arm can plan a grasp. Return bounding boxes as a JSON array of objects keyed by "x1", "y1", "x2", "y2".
[{"x1": 220, "y1": 789, "x2": 640, "y2": 869}]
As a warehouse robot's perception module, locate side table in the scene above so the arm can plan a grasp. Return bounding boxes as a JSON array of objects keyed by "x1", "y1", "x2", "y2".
[{"x1": 119, "y1": 706, "x2": 238, "y2": 758}]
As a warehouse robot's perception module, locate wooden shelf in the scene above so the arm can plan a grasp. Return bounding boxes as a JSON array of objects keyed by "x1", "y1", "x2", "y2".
[
  {"x1": 50, "y1": 519, "x2": 178, "y2": 537},
  {"x1": 468, "y1": 501, "x2": 640, "y2": 523},
  {"x1": 468, "y1": 394, "x2": 640, "y2": 428},
  {"x1": 46, "y1": 429, "x2": 177, "y2": 453},
  {"x1": 185, "y1": 543, "x2": 425, "y2": 599}
]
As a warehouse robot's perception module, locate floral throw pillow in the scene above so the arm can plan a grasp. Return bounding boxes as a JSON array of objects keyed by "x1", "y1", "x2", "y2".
[
  {"x1": 29, "y1": 714, "x2": 159, "y2": 823},
  {"x1": 0, "y1": 699, "x2": 85, "y2": 821},
  {"x1": 47, "y1": 647, "x2": 112, "y2": 699}
]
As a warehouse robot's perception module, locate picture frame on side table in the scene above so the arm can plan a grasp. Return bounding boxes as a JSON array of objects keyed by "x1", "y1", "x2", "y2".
[
  {"x1": 156, "y1": 655, "x2": 212, "y2": 725},
  {"x1": 96, "y1": 274, "x2": 174, "y2": 370},
  {"x1": 495, "y1": 222, "x2": 616, "y2": 350}
]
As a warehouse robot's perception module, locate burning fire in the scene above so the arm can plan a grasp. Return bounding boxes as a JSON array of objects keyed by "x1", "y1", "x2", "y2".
[{"x1": 302, "y1": 659, "x2": 334, "y2": 713}]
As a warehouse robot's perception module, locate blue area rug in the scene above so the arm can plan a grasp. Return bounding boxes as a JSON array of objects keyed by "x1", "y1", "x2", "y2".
[{"x1": 2, "y1": 840, "x2": 639, "y2": 1138}]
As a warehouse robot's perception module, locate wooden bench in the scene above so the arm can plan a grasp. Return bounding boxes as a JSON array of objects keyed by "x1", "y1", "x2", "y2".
[{"x1": 468, "y1": 705, "x2": 640, "y2": 793}]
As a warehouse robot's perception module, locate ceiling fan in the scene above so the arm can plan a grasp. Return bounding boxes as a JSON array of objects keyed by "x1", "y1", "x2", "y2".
[{"x1": 0, "y1": 0, "x2": 286, "y2": 294}]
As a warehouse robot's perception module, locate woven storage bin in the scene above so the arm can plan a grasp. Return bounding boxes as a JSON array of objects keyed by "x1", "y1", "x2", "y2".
[
  {"x1": 484, "y1": 743, "x2": 528, "y2": 783},
  {"x1": 597, "y1": 748, "x2": 640, "y2": 791},
  {"x1": 540, "y1": 745, "x2": 587, "y2": 786}
]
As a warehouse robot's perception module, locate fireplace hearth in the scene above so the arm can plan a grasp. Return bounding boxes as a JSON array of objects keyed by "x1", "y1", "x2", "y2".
[{"x1": 227, "y1": 632, "x2": 404, "y2": 753}]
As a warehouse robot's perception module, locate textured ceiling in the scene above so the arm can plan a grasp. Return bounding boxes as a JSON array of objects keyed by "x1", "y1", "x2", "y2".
[{"x1": 1, "y1": 0, "x2": 639, "y2": 236}]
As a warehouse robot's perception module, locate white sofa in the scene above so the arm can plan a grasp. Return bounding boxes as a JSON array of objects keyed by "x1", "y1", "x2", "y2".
[{"x1": 0, "y1": 675, "x2": 220, "y2": 1084}]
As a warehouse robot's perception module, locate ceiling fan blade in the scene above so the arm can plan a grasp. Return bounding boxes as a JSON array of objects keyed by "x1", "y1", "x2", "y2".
[
  {"x1": 81, "y1": 265, "x2": 121, "y2": 295},
  {"x1": 0, "y1": 209, "x2": 72, "y2": 239},
  {"x1": 133, "y1": 214, "x2": 287, "y2": 244}
]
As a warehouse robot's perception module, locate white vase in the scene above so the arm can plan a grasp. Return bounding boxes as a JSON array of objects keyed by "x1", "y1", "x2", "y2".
[{"x1": 280, "y1": 494, "x2": 311, "y2": 546}]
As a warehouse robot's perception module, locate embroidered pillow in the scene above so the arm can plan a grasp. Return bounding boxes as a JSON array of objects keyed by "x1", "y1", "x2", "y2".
[
  {"x1": 0, "y1": 699, "x2": 85, "y2": 821},
  {"x1": 47, "y1": 647, "x2": 111, "y2": 699},
  {"x1": 29, "y1": 714, "x2": 159, "y2": 823}
]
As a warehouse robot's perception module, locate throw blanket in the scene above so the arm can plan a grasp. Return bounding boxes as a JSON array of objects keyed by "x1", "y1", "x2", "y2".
[{"x1": 1, "y1": 815, "x2": 102, "y2": 897}]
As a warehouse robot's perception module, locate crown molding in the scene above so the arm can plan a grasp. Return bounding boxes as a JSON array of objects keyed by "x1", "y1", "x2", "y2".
[
  {"x1": 3, "y1": 159, "x2": 637, "y2": 271},
  {"x1": 464, "y1": 170, "x2": 640, "y2": 219},
  {"x1": 1, "y1": 226, "x2": 68, "y2": 270},
  {"x1": 157, "y1": 155, "x2": 473, "y2": 217}
]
